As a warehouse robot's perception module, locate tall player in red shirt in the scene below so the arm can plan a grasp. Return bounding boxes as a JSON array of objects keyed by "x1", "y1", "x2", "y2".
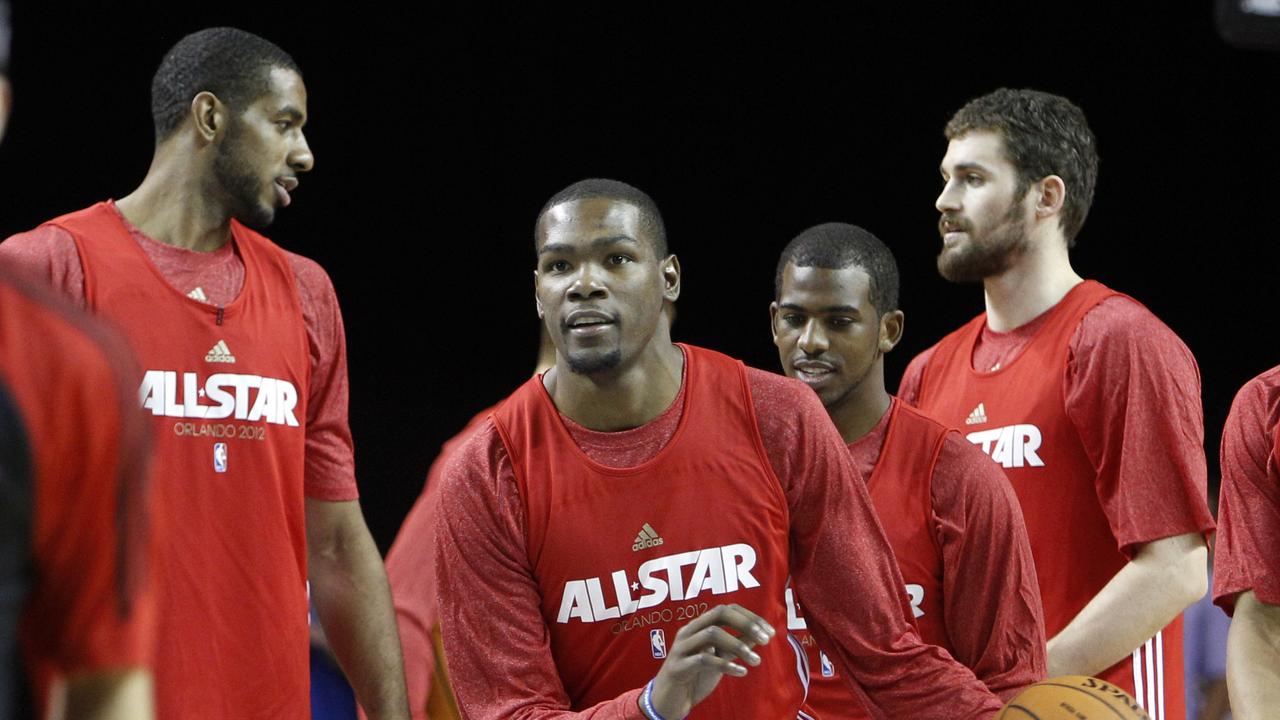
[
  {"x1": 435, "y1": 178, "x2": 1006, "y2": 719},
  {"x1": 1213, "y1": 366, "x2": 1280, "y2": 716},
  {"x1": 899, "y1": 88, "x2": 1215, "y2": 720},
  {"x1": 0, "y1": 28, "x2": 408, "y2": 720},
  {"x1": 769, "y1": 222, "x2": 1046, "y2": 717}
]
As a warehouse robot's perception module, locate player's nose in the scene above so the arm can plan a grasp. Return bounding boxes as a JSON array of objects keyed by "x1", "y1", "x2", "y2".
[
  {"x1": 289, "y1": 131, "x2": 315, "y2": 174},
  {"x1": 797, "y1": 319, "x2": 827, "y2": 354}
]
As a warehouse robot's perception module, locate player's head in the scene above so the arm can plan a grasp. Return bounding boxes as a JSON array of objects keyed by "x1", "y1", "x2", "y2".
[
  {"x1": 935, "y1": 88, "x2": 1098, "y2": 282},
  {"x1": 151, "y1": 28, "x2": 314, "y2": 228},
  {"x1": 0, "y1": 0, "x2": 11, "y2": 142},
  {"x1": 771, "y1": 223, "x2": 903, "y2": 410},
  {"x1": 534, "y1": 179, "x2": 679, "y2": 377}
]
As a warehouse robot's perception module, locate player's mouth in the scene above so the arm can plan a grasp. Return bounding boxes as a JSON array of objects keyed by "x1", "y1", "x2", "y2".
[
  {"x1": 939, "y1": 218, "x2": 969, "y2": 247},
  {"x1": 274, "y1": 176, "x2": 298, "y2": 207},
  {"x1": 564, "y1": 309, "x2": 617, "y2": 337},
  {"x1": 792, "y1": 359, "x2": 838, "y2": 386}
]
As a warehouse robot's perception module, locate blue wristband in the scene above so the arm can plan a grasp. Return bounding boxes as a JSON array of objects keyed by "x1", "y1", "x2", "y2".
[{"x1": 640, "y1": 679, "x2": 686, "y2": 720}]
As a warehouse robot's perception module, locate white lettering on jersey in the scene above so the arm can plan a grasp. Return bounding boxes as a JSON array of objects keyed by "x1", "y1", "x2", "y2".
[
  {"x1": 966, "y1": 424, "x2": 1044, "y2": 468},
  {"x1": 905, "y1": 583, "x2": 925, "y2": 619},
  {"x1": 556, "y1": 543, "x2": 760, "y2": 625},
  {"x1": 138, "y1": 370, "x2": 300, "y2": 427}
]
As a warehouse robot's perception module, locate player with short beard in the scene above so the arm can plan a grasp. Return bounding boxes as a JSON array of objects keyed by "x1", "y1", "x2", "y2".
[
  {"x1": 900, "y1": 88, "x2": 1215, "y2": 720},
  {"x1": 770, "y1": 222, "x2": 1046, "y2": 718},
  {"x1": 435, "y1": 178, "x2": 1006, "y2": 719},
  {"x1": 0, "y1": 27, "x2": 409, "y2": 720}
]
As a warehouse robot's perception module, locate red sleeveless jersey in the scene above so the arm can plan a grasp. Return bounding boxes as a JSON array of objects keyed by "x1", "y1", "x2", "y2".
[
  {"x1": 492, "y1": 345, "x2": 802, "y2": 718},
  {"x1": 49, "y1": 202, "x2": 312, "y2": 719},
  {"x1": 792, "y1": 399, "x2": 949, "y2": 720},
  {"x1": 914, "y1": 280, "x2": 1185, "y2": 715}
]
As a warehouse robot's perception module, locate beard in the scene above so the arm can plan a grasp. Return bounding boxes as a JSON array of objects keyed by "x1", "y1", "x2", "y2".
[
  {"x1": 937, "y1": 202, "x2": 1028, "y2": 283},
  {"x1": 213, "y1": 119, "x2": 275, "y2": 229},
  {"x1": 566, "y1": 347, "x2": 623, "y2": 375}
]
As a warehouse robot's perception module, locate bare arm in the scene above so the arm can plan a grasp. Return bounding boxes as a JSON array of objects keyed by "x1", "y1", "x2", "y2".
[
  {"x1": 1225, "y1": 591, "x2": 1280, "y2": 719},
  {"x1": 1046, "y1": 532, "x2": 1207, "y2": 677},
  {"x1": 307, "y1": 498, "x2": 410, "y2": 720},
  {"x1": 56, "y1": 669, "x2": 153, "y2": 720}
]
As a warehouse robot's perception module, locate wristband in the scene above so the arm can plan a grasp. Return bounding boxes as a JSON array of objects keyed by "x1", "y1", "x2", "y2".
[{"x1": 640, "y1": 679, "x2": 687, "y2": 720}]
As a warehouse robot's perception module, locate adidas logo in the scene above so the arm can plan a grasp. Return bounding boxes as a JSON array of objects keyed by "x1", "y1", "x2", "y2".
[
  {"x1": 204, "y1": 340, "x2": 237, "y2": 364},
  {"x1": 188, "y1": 287, "x2": 209, "y2": 303},
  {"x1": 965, "y1": 402, "x2": 988, "y2": 425},
  {"x1": 632, "y1": 523, "x2": 664, "y2": 552}
]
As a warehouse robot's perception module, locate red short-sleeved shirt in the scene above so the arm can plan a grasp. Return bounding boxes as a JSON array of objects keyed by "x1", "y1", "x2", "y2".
[
  {"x1": 0, "y1": 268, "x2": 154, "y2": 715},
  {"x1": 1214, "y1": 365, "x2": 1280, "y2": 613},
  {"x1": 0, "y1": 202, "x2": 357, "y2": 500}
]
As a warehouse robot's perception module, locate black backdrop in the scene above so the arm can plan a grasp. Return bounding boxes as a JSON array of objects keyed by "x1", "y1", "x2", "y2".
[{"x1": 5, "y1": 4, "x2": 1278, "y2": 550}]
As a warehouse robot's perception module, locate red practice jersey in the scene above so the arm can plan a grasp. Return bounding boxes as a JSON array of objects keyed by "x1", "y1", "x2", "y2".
[
  {"x1": 0, "y1": 268, "x2": 154, "y2": 718},
  {"x1": 1214, "y1": 365, "x2": 1280, "y2": 613},
  {"x1": 47, "y1": 202, "x2": 313, "y2": 719},
  {"x1": 385, "y1": 405, "x2": 495, "y2": 719},
  {"x1": 436, "y1": 345, "x2": 1005, "y2": 720},
  {"x1": 791, "y1": 399, "x2": 1045, "y2": 718},
  {"x1": 903, "y1": 280, "x2": 1214, "y2": 720}
]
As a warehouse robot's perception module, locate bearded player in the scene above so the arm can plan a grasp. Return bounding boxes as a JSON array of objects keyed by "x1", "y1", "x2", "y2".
[
  {"x1": 0, "y1": 28, "x2": 408, "y2": 719},
  {"x1": 770, "y1": 222, "x2": 1046, "y2": 717},
  {"x1": 434, "y1": 178, "x2": 1006, "y2": 719},
  {"x1": 1213, "y1": 366, "x2": 1280, "y2": 717},
  {"x1": 899, "y1": 88, "x2": 1215, "y2": 720}
]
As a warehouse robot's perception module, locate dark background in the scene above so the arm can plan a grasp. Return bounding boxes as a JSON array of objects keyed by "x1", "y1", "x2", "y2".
[{"x1": 4, "y1": 4, "x2": 1278, "y2": 551}]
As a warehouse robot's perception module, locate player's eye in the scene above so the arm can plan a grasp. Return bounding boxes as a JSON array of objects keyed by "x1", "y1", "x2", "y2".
[
  {"x1": 782, "y1": 314, "x2": 805, "y2": 327},
  {"x1": 828, "y1": 317, "x2": 855, "y2": 328},
  {"x1": 546, "y1": 259, "x2": 570, "y2": 273},
  {"x1": 965, "y1": 174, "x2": 984, "y2": 187},
  {"x1": 608, "y1": 254, "x2": 633, "y2": 265}
]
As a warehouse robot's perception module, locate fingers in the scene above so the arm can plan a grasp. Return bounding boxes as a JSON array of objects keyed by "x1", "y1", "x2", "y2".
[{"x1": 674, "y1": 603, "x2": 774, "y2": 648}]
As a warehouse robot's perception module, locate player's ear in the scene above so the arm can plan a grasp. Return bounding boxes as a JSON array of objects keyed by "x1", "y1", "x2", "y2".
[
  {"x1": 191, "y1": 91, "x2": 225, "y2": 144},
  {"x1": 1034, "y1": 175, "x2": 1066, "y2": 220},
  {"x1": 880, "y1": 310, "x2": 904, "y2": 353},
  {"x1": 661, "y1": 254, "x2": 681, "y2": 303},
  {"x1": 768, "y1": 301, "x2": 781, "y2": 343}
]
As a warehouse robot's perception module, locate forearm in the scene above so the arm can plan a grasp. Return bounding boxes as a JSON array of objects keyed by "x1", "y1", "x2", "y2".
[
  {"x1": 1047, "y1": 533, "x2": 1207, "y2": 677},
  {"x1": 1225, "y1": 591, "x2": 1280, "y2": 719},
  {"x1": 309, "y1": 506, "x2": 410, "y2": 720},
  {"x1": 59, "y1": 668, "x2": 153, "y2": 720}
]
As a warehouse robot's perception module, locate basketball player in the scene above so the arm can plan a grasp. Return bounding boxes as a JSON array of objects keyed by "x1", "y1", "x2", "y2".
[
  {"x1": 770, "y1": 223, "x2": 1046, "y2": 717},
  {"x1": 900, "y1": 88, "x2": 1215, "y2": 719},
  {"x1": 0, "y1": 28, "x2": 408, "y2": 719},
  {"x1": 435, "y1": 178, "x2": 1006, "y2": 719},
  {"x1": 0, "y1": 9, "x2": 157, "y2": 718},
  {"x1": 1213, "y1": 366, "x2": 1280, "y2": 716},
  {"x1": 384, "y1": 331, "x2": 555, "y2": 719}
]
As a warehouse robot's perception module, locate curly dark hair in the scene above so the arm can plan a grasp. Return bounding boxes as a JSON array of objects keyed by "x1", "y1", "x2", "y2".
[
  {"x1": 775, "y1": 222, "x2": 899, "y2": 315},
  {"x1": 946, "y1": 88, "x2": 1099, "y2": 246}
]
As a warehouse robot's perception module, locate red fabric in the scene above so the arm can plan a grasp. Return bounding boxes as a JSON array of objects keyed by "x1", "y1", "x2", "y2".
[
  {"x1": 53, "y1": 202, "x2": 313, "y2": 719},
  {"x1": 0, "y1": 201, "x2": 357, "y2": 500},
  {"x1": 901, "y1": 281, "x2": 1214, "y2": 719},
  {"x1": 794, "y1": 399, "x2": 1045, "y2": 719},
  {"x1": 0, "y1": 268, "x2": 154, "y2": 715},
  {"x1": 387, "y1": 405, "x2": 497, "y2": 718},
  {"x1": 434, "y1": 346, "x2": 1004, "y2": 720},
  {"x1": 1214, "y1": 365, "x2": 1280, "y2": 613}
]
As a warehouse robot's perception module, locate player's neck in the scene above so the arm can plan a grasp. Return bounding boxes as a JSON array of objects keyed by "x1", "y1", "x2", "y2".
[
  {"x1": 545, "y1": 340, "x2": 684, "y2": 432},
  {"x1": 116, "y1": 152, "x2": 233, "y2": 254},
  {"x1": 982, "y1": 235, "x2": 1082, "y2": 332},
  {"x1": 826, "y1": 365, "x2": 891, "y2": 445}
]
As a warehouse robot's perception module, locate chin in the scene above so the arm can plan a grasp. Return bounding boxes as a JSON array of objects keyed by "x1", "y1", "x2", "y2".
[{"x1": 566, "y1": 347, "x2": 623, "y2": 375}]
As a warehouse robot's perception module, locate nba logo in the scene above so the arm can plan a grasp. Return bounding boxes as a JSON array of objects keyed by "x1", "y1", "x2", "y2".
[
  {"x1": 820, "y1": 652, "x2": 834, "y2": 678},
  {"x1": 213, "y1": 443, "x2": 228, "y2": 473},
  {"x1": 650, "y1": 629, "x2": 667, "y2": 659}
]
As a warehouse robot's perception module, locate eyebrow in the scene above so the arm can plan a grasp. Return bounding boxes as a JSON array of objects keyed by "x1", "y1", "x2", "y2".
[
  {"x1": 941, "y1": 161, "x2": 992, "y2": 176},
  {"x1": 538, "y1": 235, "x2": 640, "y2": 256},
  {"x1": 778, "y1": 302, "x2": 860, "y2": 314},
  {"x1": 276, "y1": 106, "x2": 307, "y2": 125}
]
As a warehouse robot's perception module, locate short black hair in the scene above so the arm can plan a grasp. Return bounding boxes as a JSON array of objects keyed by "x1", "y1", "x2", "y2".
[
  {"x1": 946, "y1": 88, "x2": 1098, "y2": 246},
  {"x1": 150, "y1": 27, "x2": 299, "y2": 142},
  {"x1": 775, "y1": 223, "x2": 899, "y2": 315},
  {"x1": 535, "y1": 178, "x2": 668, "y2": 257}
]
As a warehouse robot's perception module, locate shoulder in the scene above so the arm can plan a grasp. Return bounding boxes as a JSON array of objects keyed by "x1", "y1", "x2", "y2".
[
  {"x1": 744, "y1": 365, "x2": 829, "y2": 426},
  {"x1": 439, "y1": 418, "x2": 512, "y2": 494},
  {"x1": 1074, "y1": 293, "x2": 1192, "y2": 357},
  {"x1": 0, "y1": 224, "x2": 81, "y2": 271},
  {"x1": 1226, "y1": 365, "x2": 1280, "y2": 437},
  {"x1": 280, "y1": 249, "x2": 338, "y2": 301}
]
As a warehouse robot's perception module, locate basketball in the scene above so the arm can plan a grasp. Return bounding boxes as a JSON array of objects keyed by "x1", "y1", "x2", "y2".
[{"x1": 997, "y1": 675, "x2": 1151, "y2": 719}]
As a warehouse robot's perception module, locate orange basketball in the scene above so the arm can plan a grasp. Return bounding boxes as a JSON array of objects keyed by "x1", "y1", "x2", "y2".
[{"x1": 997, "y1": 675, "x2": 1151, "y2": 719}]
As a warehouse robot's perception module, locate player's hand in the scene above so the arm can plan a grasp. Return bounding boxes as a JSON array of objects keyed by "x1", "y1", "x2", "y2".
[{"x1": 648, "y1": 604, "x2": 775, "y2": 718}]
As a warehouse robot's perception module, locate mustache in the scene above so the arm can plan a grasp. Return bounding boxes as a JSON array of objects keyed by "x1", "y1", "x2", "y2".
[{"x1": 938, "y1": 214, "x2": 970, "y2": 234}]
